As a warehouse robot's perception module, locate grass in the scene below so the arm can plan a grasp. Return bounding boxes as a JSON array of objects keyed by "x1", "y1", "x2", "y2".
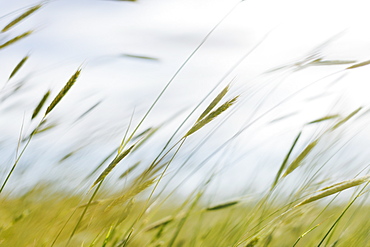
[{"x1": 1, "y1": 1, "x2": 370, "y2": 247}]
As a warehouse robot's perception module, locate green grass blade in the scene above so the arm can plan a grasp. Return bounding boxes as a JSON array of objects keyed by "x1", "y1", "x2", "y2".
[
  {"x1": 331, "y1": 107, "x2": 362, "y2": 131},
  {"x1": 306, "y1": 115, "x2": 339, "y2": 125},
  {"x1": 8, "y1": 55, "x2": 29, "y2": 80},
  {"x1": 91, "y1": 143, "x2": 136, "y2": 188},
  {"x1": 101, "y1": 225, "x2": 113, "y2": 247},
  {"x1": 317, "y1": 181, "x2": 370, "y2": 246},
  {"x1": 185, "y1": 96, "x2": 238, "y2": 137},
  {"x1": 295, "y1": 175, "x2": 370, "y2": 207},
  {"x1": 206, "y1": 200, "x2": 239, "y2": 211},
  {"x1": 197, "y1": 84, "x2": 229, "y2": 122},
  {"x1": 271, "y1": 131, "x2": 302, "y2": 189},
  {"x1": 32, "y1": 90, "x2": 50, "y2": 119},
  {"x1": 1, "y1": 4, "x2": 42, "y2": 32},
  {"x1": 0, "y1": 30, "x2": 33, "y2": 49},
  {"x1": 282, "y1": 138, "x2": 319, "y2": 177},
  {"x1": 45, "y1": 69, "x2": 81, "y2": 116}
]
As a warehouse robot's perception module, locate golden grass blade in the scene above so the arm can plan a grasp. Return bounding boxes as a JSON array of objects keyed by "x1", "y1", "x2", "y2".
[
  {"x1": 9, "y1": 55, "x2": 29, "y2": 80},
  {"x1": 346, "y1": 60, "x2": 370, "y2": 69},
  {"x1": 45, "y1": 69, "x2": 81, "y2": 115},
  {"x1": 197, "y1": 84, "x2": 229, "y2": 122},
  {"x1": 0, "y1": 30, "x2": 33, "y2": 49},
  {"x1": 91, "y1": 143, "x2": 135, "y2": 188},
  {"x1": 331, "y1": 107, "x2": 362, "y2": 131},
  {"x1": 185, "y1": 96, "x2": 238, "y2": 137},
  {"x1": 144, "y1": 216, "x2": 174, "y2": 231},
  {"x1": 32, "y1": 90, "x2": 50, "y2": 119},
  {"x1": 306, "y1": 114, "x2": 339, "y2": 125},
  {"x1": 206, "y1": 200, "x2": 239, "y2": 211},
  {"x1": 1, "y1": 5, "x2": 42, "y2": 32},
  {"x1": 282, "y1": 139, "x2": 319, "y2": 177},
  {"x1": 295, "y1": 175, "x2": 370, "y2": 207},
  {"x1": 271, "y1": 131, "x2": 302, "y2": 189}
]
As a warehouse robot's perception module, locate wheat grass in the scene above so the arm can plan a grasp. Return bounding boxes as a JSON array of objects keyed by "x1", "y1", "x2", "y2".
[
  {"x1": 31, "y1": 90, "x2": 50, "y2": 119},
  {"x1": 295, "y1": 175, "x2": 370, "y2": 207},
  {"x1": 0, "y1": 30, "x2": 33, "y2": 49},
  {"x1": 1, "y1": 4, "x2": 42, "y2": 32},
  {"x1": 8, "y1": 55, "x2": 29, "y2": 80},
  {"x1": 45, "y1": 69, "x2": 81, "y2": 116}
]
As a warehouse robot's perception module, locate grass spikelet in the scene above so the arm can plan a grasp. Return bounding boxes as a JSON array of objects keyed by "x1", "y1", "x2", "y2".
[
  {"x1": 144, "y1": 216, "x2": 174, "y2": 231},
  {"x1": 107, "y1": 177, "x2": 157, "y2": 208},
  {"x1": 271, "y1": 131, "x2": 302, "y2": 189},
  {"x1": 1, "y1": 5, "x2": 42, "y2": 32},
  {"x1": 9, "y1": 55, "x2": 29, "y2": 80},
  {"x1": 32, "y1": 90, "x2": 50, "y2": 119},
  {"x1": 306, "y1": 114, "x2": 339, "y2": 125},
  {"x1": 283, "y1": 138, "x2": 319, "y2": 177},
  {"x1": 91, "y1": 143, "x2": 136, "y2": 188},
  {"x1": 206, "y1": 200, "x2": 239, "y2": 211},
  {"x1": 45, "y1": 69, "x2": 81, "y2": 116},
  {"x1": 185, "y1": 96, "x2": 238, "y2": 137},
  {"x1": 294, "y1": 175, "x2": 370, "y2": 207},
  {"x1": 346, "y1": 60, "x2": 370, "y2": 69},
  {"x1": 197, "y1": 84, "x2": 229, "y2": 122},
  {"x1": 0, "y1": 30, "x2": 33, "y2": 49},
  {"x1": 331, "y1": 107, "x2": 362, "y2": 131}
]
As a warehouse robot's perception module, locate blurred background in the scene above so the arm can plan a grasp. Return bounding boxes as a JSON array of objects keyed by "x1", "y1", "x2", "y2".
[{"x1": 1, "y1": 0, "x2": 370, "y2": 198}]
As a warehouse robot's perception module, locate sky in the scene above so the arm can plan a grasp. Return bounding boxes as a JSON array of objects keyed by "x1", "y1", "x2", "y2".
[{"x1": 1, "y1": 0, "x2": 370, "y2": 195}]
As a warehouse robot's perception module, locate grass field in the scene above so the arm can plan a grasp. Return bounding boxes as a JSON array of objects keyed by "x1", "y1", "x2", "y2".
[{"x1": 1, "y1": 2, "x2": 370, "y2": 247}]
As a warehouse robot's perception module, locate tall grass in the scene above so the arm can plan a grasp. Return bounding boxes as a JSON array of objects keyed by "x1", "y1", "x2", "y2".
[{"x1": 1, "y1": 1, "x2": 370, "y2": 247}]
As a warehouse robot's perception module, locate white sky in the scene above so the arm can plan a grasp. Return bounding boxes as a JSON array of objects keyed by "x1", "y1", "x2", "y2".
[{"x1": 1, "y1": 0, "x2": 370, "y2": 194}]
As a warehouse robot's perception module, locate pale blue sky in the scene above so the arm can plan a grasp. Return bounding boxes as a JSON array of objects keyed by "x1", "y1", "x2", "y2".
[{"x1": 1, "y1": 0, "x2": 370, "y2": 195}]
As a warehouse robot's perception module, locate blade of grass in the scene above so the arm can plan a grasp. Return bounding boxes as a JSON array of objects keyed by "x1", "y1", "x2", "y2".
[
  {"x1": 66, "y1": 181, "x2": 104, "y2": 247},
  {"x1": 282, "y1": 138, "x2": 319, "y2": 177},
  {"x1": 271, "y1": 131, "x2": 302, "y2": 189},
  {"x1": 0, "y1": 30, "x2": 33, "y2": 49},
  {"x1": 306, "y1": 114, "x2": 339, "y2": 125},
  {"x1": 32, "y1": 90, "x2": 50, "y2": 119},
  {"x1": 1, "y1": 4, "x2": 42, "y2": 32},
  {"x1": 185, "y1": 96, "x2": 238, "y2": 137},
  {"x1": 45, "y1": 69, "x2": 81, "y2": 116},
  {"x1": 196, "y1": 84, "x2": 230, "y2": 122},
  {"x1": 294, "y1": 175, "x2": 370, "y2": 207},
  {"x1": 346, "y1": 60, "x2": 370, "y2": 69},
  {"x1": 8, "y1": 55, "x2": 29, "y2": 80},
  {"x1": 206, "y1": 200, "x2": 240, "y2": 211},
  {"x1": 330, "y1": 107, "x2": 362, "y2": 131},
  {"x1": 91, "y1": 143, "x2": 136, "y2": 188},
  {"x1": 317, "y1": 181, "x2": 370, "y2": 247}
]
